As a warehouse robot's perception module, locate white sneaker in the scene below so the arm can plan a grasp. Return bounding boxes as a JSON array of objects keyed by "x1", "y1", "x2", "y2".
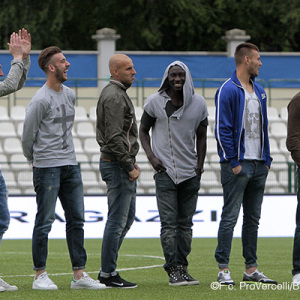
[
  {"x1": 217, "y1": 270, "x2": 235, "y2": 285},
  {"x1": 0, "y1": 278, "x2": 18, "y2": 291},
  {"x1": 32, "y1": 272, "x2": 58, "y2": 290},
  {"x1": 71, "y1": 272, "x2": 107, "y2": 289},
  {"x1": 293, "y1": 273, "x2": 300, "y2": 286}
]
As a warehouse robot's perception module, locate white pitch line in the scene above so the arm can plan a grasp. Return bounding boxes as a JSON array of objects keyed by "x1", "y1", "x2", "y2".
[{"x1": 0, "y1": 254, "x2": 164, "y2": 278}]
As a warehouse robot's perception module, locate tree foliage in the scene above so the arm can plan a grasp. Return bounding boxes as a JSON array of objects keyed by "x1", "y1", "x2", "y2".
[{"x1": 0, "y1": 0, "x2": 300, "y2": 51}]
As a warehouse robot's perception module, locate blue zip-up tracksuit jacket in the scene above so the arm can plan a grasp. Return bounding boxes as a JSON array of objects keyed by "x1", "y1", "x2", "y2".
[{"x1": 215, "y1": 71, "x2": 272, "y2": 168}]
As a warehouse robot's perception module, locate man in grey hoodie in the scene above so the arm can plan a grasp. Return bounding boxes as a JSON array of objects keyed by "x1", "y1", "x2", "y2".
[{"x1": 139, "y1": 61, "x2": 208, "y2": 286}]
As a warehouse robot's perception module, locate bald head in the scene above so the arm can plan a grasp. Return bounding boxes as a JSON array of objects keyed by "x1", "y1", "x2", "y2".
[
  {"x1": 109, "y1": 54, "x2": 131, "y2": 74},
  {"x1": 109, "y1": 54, "x2": 136, "y2": 87}
]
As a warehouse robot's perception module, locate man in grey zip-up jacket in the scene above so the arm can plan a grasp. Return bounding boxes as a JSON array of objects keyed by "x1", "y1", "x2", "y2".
[
  {"x1": 139, "y1": 61, "x2": 208, "y2": 286},
  {"x1": 0, "y1": 28, "x2": 31, "y2": 292}
]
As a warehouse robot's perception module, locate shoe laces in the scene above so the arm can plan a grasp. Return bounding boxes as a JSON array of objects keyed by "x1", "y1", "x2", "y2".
[
  {"x1": 253, "y1": 270, "x2": 267, "y2": 279},
  {"x1": 221, "y1": 271, "x2": 232, "y2": 280},
  {"x1": 76, "y1": 273, "x2": 95, "y2": 284},
  {"x1": 177, "y1": 265, "x2": 189, "y2": 278},
  {"x1": 168, "y1": 267, "x2": 180, "y2": 280},
  {"x1": 38, "y1": 273, "x2": 55, "y2": 285}
]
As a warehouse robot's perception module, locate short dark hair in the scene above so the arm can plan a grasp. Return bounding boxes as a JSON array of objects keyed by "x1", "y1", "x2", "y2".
[
  {"x1": 38, "y1": 46, "x2": 62, "y2": 73},
  {"x1": 234, "y1": 42, "x2": 259, "y2": 66}
]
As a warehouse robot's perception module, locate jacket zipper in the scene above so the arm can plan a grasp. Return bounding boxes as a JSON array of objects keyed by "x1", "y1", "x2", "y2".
[
  {"x1": 127, "y1": 118, "x2": 133, "y2": 152},
  {"x1": 168, "y1": 117, "x2": 178, "y2": 183}
]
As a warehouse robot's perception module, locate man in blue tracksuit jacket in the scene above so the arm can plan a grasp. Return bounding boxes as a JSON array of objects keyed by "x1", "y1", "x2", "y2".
[{"x1": 214, "y1": 42, "x2": 277, "y2": 286}]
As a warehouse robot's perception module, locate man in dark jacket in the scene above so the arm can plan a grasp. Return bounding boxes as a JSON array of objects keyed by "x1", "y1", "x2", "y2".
[
  {"x1": 96, "y1": 54, "x2": 139, "y2": 288},
  {"x1": 287, "y1": 93, "x2": 300, "y2": 286}
]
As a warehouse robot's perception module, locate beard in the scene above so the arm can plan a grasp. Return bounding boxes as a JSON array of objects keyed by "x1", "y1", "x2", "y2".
[{"x1": 54, "y1": 66, "x2": 67, "y2": 83}]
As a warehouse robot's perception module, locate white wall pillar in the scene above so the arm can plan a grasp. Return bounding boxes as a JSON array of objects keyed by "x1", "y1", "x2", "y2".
[
  {"x1": 222, "y1": 29, "x2": 251, "y2": 57},
  {"x1": 92, "y1": 28, "x2": 121, "y2": 90}
]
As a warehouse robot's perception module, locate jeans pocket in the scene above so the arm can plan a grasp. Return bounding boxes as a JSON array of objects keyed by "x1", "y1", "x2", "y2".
[{"x1": 221, "y1": 163, "x2": 234, "y2": 185}]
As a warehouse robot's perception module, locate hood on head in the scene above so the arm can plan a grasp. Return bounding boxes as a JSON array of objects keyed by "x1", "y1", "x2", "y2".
[{"x1": 158, "y1": 61, "x2": 195, "y2": 108}]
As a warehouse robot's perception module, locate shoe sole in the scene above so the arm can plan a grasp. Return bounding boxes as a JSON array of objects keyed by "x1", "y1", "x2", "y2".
[
  {"x1": 242, "y1": 280, "x2": 277, "y2": 285},
  {"x1": 32, "y1": 287, "x2": 58, "y2": 290},
  {"x1": 71, "y1": 286, "x2": 108, "y2": 289},
  {"x1": 169, "y1": 282, "x2": 188, "y2": 286},
  {"x1": 100, "y1": 283, "x2": 138, "y2": 289},
  {"x1": 186, "y1": 280, "x2": 200, "y2": 285},
  {"x1": 218, "y1": 282, "x2": 235, "y2": 286}
]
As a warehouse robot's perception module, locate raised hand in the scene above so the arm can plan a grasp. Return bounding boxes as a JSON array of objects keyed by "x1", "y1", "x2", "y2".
[
  {"x1": 7, "y1": 32, "x2": 23, "y2": 61},
  {"x1": 19, "y1": 28, "x2": 31, "y2": 59}
]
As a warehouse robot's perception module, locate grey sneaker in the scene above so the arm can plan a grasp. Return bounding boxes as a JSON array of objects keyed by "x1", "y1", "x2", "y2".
[
  {"x1": 217, "y1": 270, "x2": 235, "y2": 286},
  {"x1": 166, "y1": 266, "x2": 188, "y2": 286},
  {"x1": 0, "y1": 278, "x2": 18, "y2": 291},
  {"x1": 177, "y1": 265, "x2": 199, "y2": 285},
  {"x1": 243, "y1": 270, "x2": 277, "y2": 284},
  {"x1": 32, "y1": 272, "x2": 58, "y2": 290},
  {"x1": 71, "y1": 272, "x2": 107, "y2": 289}
]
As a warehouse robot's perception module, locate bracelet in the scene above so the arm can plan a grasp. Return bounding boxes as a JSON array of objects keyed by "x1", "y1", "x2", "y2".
[{"x1": 196, "y1": 168, "x2": 204, "y2": 175}]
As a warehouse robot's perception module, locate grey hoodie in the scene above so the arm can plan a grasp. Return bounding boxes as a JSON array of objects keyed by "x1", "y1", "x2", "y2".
[{"x1": 143, "y1": 61, "x2": 208, "y2": 184}]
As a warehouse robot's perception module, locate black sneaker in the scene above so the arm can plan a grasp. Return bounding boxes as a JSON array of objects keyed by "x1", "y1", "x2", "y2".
[
  {"x1": 97, "y1": 272, "x2": 137, "y2": 288},
  {"x1": 166, "y1": 266, "x2": 188, "y2": 286},
  {"x1": 177, "y1": 265, "x2": 199, "y2": 285},
  {"x1": 243, "y1": 270, "x2": 278, "y2": 284}
]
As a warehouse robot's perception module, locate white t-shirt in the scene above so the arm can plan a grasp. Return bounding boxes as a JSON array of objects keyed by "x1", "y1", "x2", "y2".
[{"x1": 243, "y1": 89, "x2": 262, "y2": 160}]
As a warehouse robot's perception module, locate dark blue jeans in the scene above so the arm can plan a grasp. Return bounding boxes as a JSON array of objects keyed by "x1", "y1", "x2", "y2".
[
  {"x1": 32, "y1": 165, "x2": 87, "y2": 271},
  {"x1": 155, "y1": 172, "x2": 200, "y2": 269},
  {"x1": 0, "y1": 171, "x2": 9, "y2": 246},
  {"x1": 215, "y1": 160, "x2": 268, "y2": 269},
  {"x1": 293, "y1": 168, "x2": 300, "y2": 276},
  {"x1": 100, "y1": 159, "x2": 136, "y2": 276}
]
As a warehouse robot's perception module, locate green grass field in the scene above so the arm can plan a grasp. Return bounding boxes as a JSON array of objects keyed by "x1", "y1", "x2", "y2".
[{"x1": 0, "y1": 237, "x2": 298, "y2": 299}]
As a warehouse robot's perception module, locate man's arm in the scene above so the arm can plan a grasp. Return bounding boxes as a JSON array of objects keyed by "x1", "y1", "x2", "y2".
[
  {"x1": 139, "y1": 111, "x2": 166, "y2": 173},
  {"x1": 196, "y1": 120, "x2": 207, "y2": 176},
  {"x1": 287, "y1": 95, "x2": 300, "y2": 166},
  {"x1": 0, "y1": 29, "x2": 31, "y2": 96},
  {"x1": 21, "y1": 101, "x2": 45, "y2": 163},
  {"x1": 17, "y1": 28, "x2": 31, "y2": 90},
  {"x1": 215, "y1": 87, "x2": 239, "y2": 168}
]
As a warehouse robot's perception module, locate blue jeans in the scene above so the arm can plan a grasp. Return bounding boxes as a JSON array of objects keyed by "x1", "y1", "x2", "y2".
[
  {"x1": 155, "y1": 172, "x2": 200, "y2": 269},
  {"x1": 0, "y1": 171, "x2": 9, "y2": 246},
  {"x1": 32, "y1": 165, "x2": 86, "y2": 271},
  {"x1": 215, "y1": 160, "x2": 268, "y2": 269},
  {"x1": 100, "y1": 159, "x2": 136, "y2": 276},
  {"x1": 293, "y1": 168, "x2": 300, "y2": 275}
]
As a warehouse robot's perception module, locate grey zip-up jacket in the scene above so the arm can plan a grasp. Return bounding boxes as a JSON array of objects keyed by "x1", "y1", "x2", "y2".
[
  {"x1": 96, "y1": 78, "x2": 139, "y2": 172},
  {"x1": 143, "y1": 61, "x2": 208, "y2": 184},
  {"x1": 0, "y1": 58, "x2": 30, "y2": 96}
]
